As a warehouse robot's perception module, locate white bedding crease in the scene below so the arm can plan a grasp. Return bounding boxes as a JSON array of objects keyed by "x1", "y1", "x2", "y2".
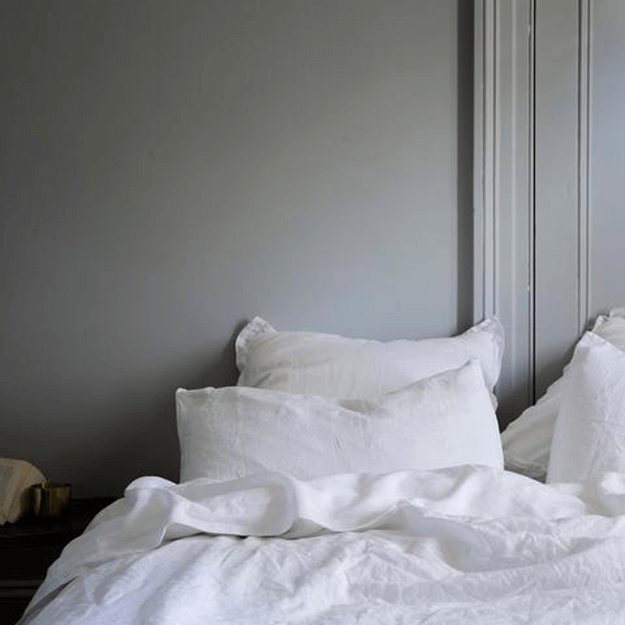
[{"x1": 19, "y1": 466, "x2": 625, "y2": 625}]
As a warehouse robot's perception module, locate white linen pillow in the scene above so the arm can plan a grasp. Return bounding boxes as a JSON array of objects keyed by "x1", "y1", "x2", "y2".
[
  {"x1": 547, "y1": 332, "x2": 625, "y2": 484},
  {"x1": 502, "y1": 310, "x2": 625, "y2": 479},
  {"x1": 177, "y1": 360, "x2": 503, "y2": 483},
  {"x1": 235, "y1": 316, "x2": 504, "y2": 398}
]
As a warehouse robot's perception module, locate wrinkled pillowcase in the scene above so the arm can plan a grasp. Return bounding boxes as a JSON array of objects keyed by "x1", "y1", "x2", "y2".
[
  {"x1": 177, "y1": 360, "x2": 503, "y2": 483},
  {"x1": 502, "y1": 310, "x2": 625, "y2": 479},
  {"x1": 547, "y1": 333, "x2": 625, "y2": 484},
  {"x1": 235, "y1": 316, "x2": 504, "y2": 399}
]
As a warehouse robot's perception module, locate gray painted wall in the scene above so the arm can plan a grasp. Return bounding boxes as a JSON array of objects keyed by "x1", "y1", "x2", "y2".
[{"x1": 1, "y1": 0, "x2": 474, "y2": 497}]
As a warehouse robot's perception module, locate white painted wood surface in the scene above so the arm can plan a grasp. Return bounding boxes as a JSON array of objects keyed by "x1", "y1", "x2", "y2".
[
  {"x1": 474, "y1": 0, "x2": 534, "y2": 425},
  {"x1": 477, "y1": 0, "x2": 625, "y2": 420}
]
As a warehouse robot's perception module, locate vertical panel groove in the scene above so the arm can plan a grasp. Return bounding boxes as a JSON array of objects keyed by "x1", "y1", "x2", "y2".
[
  {"x1": 492, "y1": 0, "x2": 498, "y2": 317},
  {"x1": 578, "y1": 0, "x2": 591, "y2": 331},
  {"x1": 474, "y1": 0, "x2": 485, "y2": 322},
  {"x1": 528, "y1": 0, "x2": 536, "y2": 403},
  {"x1": 587, "y1": 0, "x2": 592, "y2": 323},
  {"x1": 487, "y1": 0, "x2": 496, "y2": 317}
]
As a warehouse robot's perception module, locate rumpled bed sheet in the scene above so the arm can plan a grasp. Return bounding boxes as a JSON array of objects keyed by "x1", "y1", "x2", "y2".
[{"x1": 19, "y1": 465, "x2": 625, "y2": 624}]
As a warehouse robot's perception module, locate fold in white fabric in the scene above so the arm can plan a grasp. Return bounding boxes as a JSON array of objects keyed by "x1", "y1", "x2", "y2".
[{"x1": 22, "y1": 466, "x2": 625, "y2": 624}]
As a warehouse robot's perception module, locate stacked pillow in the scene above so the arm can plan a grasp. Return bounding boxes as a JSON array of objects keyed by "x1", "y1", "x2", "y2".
[
  {"x1": 503, "y1": 309, "x2": 625, "y2": 481},
  {"x1": 177, "y1": 316, "x2": 506, "y2": 482},
  {"x1": 235, "y1": 316, "x2": 504, "y2": 398},
  {"x1": 547, "y1": 331, "x2": 625, "y2": 483},
  {"x1": 177, "y1": 360, "x2": 503, "y2": 482}
]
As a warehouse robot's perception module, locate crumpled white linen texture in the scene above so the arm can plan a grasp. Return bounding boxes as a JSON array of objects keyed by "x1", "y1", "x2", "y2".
[
  {"x1": 502, "y1": 309, "x2": 625, "y2": 479},
  {"x1": 547, "y1": 332, "x2": 625, "y2": 484},
  {"x1": 235, "y1": 315, "x2": 505, "y2": 397},
  {"x1": 177, "y1": 360, "x2": 503, "y2": 483},
  {"x1": 20, "y1": 466, "x2": 625, "y2": 625}
]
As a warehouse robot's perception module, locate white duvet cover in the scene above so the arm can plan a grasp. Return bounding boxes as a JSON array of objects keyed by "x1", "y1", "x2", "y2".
[{"x1": 20, "y1": 466, "x2": 625, "y2": 625}]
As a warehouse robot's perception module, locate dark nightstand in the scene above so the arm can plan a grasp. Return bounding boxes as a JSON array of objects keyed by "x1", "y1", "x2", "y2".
[{"x1": 0, "y1": 498, "x2": 116, "y2": 625}]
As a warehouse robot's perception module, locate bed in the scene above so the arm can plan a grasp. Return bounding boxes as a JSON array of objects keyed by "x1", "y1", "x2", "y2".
[
  {"x1": 18, "y1": 310, "x2": 625, "y2": 624},
  {"x1": 15, "y1": 2, "x2": 625, "y2": 619}
]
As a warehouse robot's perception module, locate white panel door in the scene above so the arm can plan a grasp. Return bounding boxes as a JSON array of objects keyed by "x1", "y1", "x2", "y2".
[
  {"x1": 588, "y1": 1, "x2": 625, "y2": 320},
  {"x1": 534, "y1": 0, "x2": 625, "y2": 395},
  {"x1": 476, "y1": 0, "x2": 625, "y2": 423}
]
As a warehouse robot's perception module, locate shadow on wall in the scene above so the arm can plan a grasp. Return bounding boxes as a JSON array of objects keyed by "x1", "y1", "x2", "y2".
[
  {"x1": 46, "y1": 322, "x2": 246, "y2": 498},
  {"x1": 118, "y1": 320, "x2": 247, "y2": 493}
]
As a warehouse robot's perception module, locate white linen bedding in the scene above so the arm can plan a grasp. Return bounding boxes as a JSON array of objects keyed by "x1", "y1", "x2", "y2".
[
  {"x1": 19, "y1": 466, "x2": 625, "y2": 625},
  {"x1": 176, "y1": 361, "x2": 503, "y2": 483}
]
